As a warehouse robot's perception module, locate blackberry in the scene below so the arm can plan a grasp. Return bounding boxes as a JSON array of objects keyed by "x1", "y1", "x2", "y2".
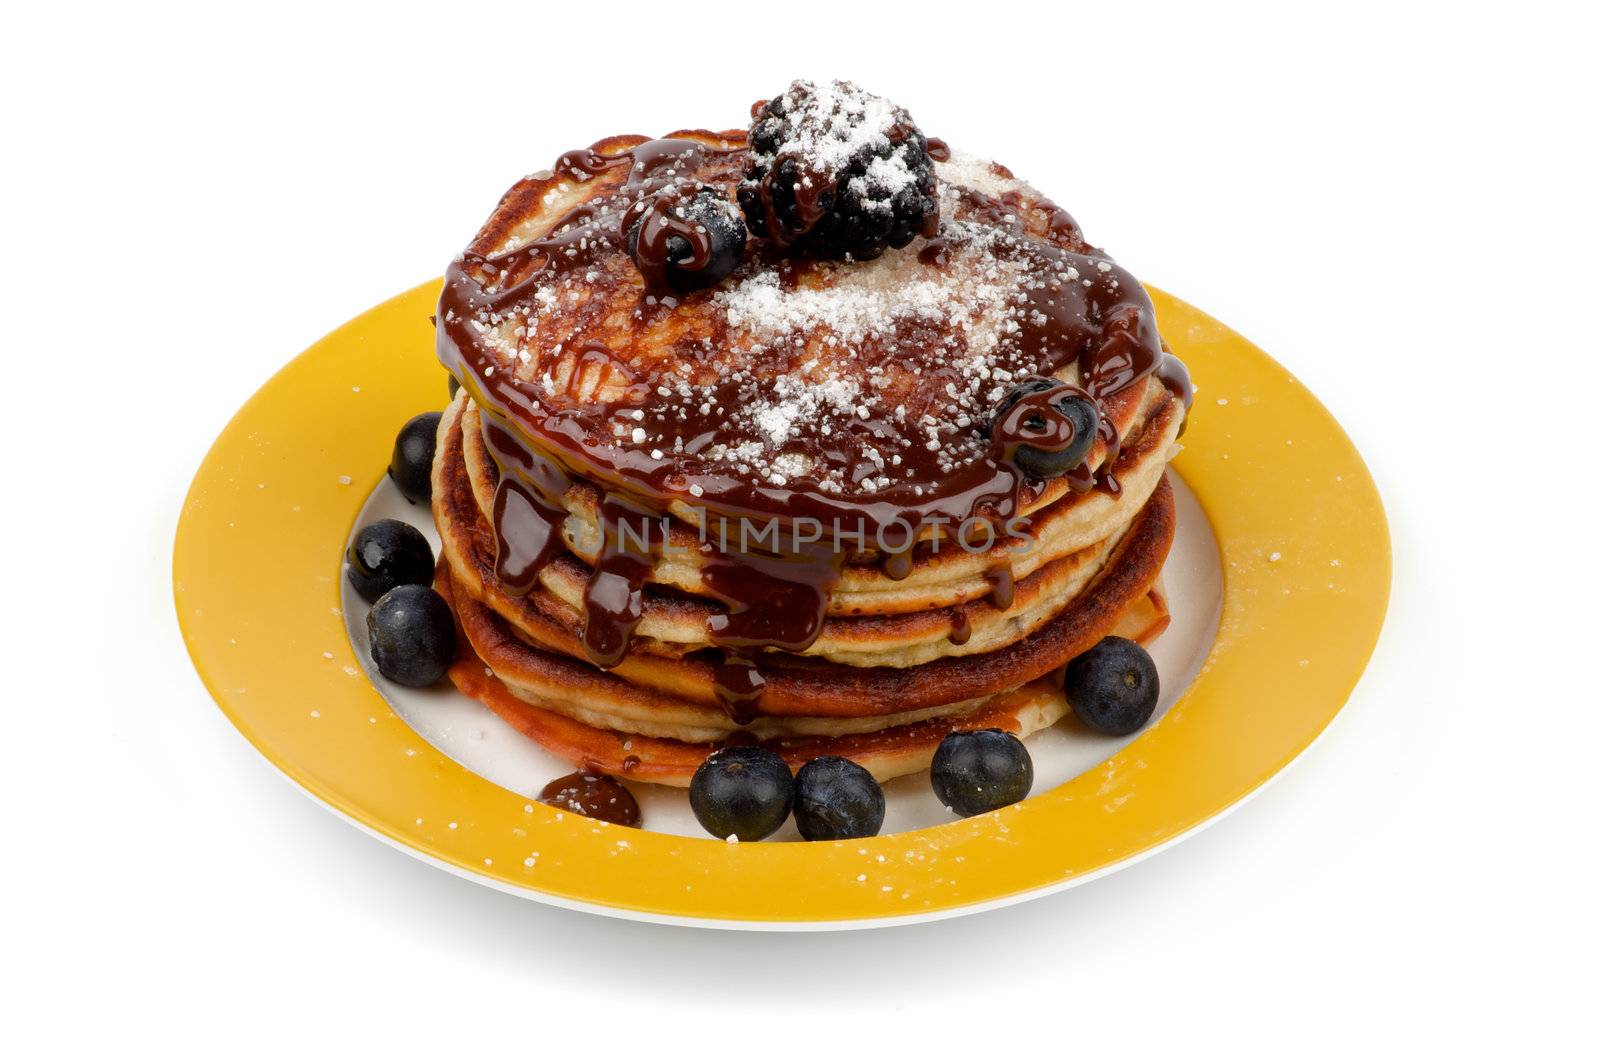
[{"x1": 739, "y1": 80, "x2": 939, "y2": 261}]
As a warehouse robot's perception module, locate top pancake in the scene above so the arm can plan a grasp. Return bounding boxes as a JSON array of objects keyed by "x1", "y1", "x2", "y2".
[{"x1": 438, "y1": 130, "x2": 1170, "y2": 530}]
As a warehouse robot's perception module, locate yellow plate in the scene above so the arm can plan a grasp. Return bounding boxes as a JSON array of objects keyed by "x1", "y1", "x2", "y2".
[{"x1": 174, "y1": 279, "x2": 1389, "y2": 928}]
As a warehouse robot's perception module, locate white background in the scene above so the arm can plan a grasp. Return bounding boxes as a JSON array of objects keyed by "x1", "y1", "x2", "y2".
[{"x1": 4, "y1": 1, "x2": 1596, "y2": 1054}]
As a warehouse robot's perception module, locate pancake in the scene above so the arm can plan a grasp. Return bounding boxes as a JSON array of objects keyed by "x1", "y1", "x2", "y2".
[
  {"x1": 440, "y1": 565, "x2": 1168, "y2": 784},
  {"x1": 438, "y1": 408, "x2": 1176, "y2": 721},
  {"x1": 424, "y1": 98, "x2": 1193, "y2": 787},
  {"x1": 454, "y1": 385, "x2": 1182, "y2": 615},
  {"x1": 435, "y1": 392, "x2": 1180, "y2": 667}
]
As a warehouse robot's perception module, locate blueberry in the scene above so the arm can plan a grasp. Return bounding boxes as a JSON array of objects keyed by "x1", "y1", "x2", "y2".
[
  {"x1": 989, "y1": 377, "x2": 1057, "y2": 431},
  {"x1": 1014, "y1": 394, "x2": 1098, "y2": 479},
  {"x1": 1063, "y1": 636, "x2": 1160, "y2": 736},
  {"x1": 627, "y1": 189, "x2": 746, "y2": 293},
  {"x1": 930, "y1": 729, "x2": 1033, "y2": 817},
  {"x1": 689, "y1": 746, "x2": 793, "y2": 841},
  {"x1": 366, "y1": 584, "x2": 456, "y2": 688},
  {"x1": 346, "y1": 519, "x2": 434, "y2": 604},
  {"x1": 990, "y1": 380, "x2": 1101, "y2": 480},
  {"x1": 389, "y1": 411, "x2": 442, "y2": 504},
  {"x1": 793, "y1": 756, "x2": 885, "y2": 841}
]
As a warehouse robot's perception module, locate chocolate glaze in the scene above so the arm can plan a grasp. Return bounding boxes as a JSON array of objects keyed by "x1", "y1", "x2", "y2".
[
  {"x1": 537, "y1": 771, "x2": 642, "y2": 827},
  {"x1": 1156, "y1": 351, "x2": 1195, "y2": 413},
  {"x1": 700, "y1": 539, "x2": 844, "y2": 653},
  {"x1": 986, "y1": 565, "x2": 1016, "y2": 612},
  {"x1": 482, "y1": 420, "x2": 573, "y2": 595},
  {"x1": 580, "y1": 496, "x2": 664, "y2": 668},
  {"x1": 883, "y1": 549, "x2": 915, "y2": 581},
  {"x1": 710, "y1": 653, "x2": 767, "y2": 725},
  {"x1": 437, "y1": 134, "x2": 1189, "y2": 715}
]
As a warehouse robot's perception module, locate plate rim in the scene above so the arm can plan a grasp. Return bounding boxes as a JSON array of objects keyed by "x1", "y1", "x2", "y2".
[{"x1": 173, "y1": 278, "x2": 1391, "y2": 927}]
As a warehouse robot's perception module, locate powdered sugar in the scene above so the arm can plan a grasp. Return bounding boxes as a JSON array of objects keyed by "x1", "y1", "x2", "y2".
[
  {"x1": 749, "y1": 374, "x2": 861, "y2": 447},
  {"x1": 717, "y1": 269, "x2": 959, "y2": 343},
  {"x1": 755, "y1": 80, "x2": 909, "y2": 184},
  {"x1": 695, "y1": 207, "x2": 1060, "y2": 487},
  {"x1": 934, "y1": 149, "x2": 1022, "y2": 200},
  {"x1": 848, "y1": 150, "x2": 917, "y2": 208}
]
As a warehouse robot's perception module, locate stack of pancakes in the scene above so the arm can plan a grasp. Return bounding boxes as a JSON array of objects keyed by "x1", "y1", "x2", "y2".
[{"x1": 431, "y1": 129, "x2": 1187, "y2": 785}]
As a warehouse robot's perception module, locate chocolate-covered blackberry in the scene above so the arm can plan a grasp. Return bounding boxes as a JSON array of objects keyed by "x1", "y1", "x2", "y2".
[{"x1": 739, "y1": 80, "x2": 939, "y2": 261}]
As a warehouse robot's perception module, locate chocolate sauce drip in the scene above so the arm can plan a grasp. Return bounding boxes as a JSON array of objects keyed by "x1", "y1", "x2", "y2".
[
  {"x1": 700, "y1": 540, "x2": 845, "y2": 653},
  {"x1": 876, "y1": 519, "x2": 916, "y2": 581},
  {"x1": 482, "y1": 419, "x2": 572, "y2": 595},
  {"x1": 986, "y1": 566, "x2": 1016, "y2": 612},
  {"x1": 437, "y1": 135, "x2": 1185, "y2": 697},
  {"x1": 1156, "y1": 351, "x2": 1195, "y2": 413},
  {"x1": 710, "y1": 653, "x2": 767, "y2": 725},
  {"x1": 754, "y1": 162, "x2": 831, "y2": 249},
  {"x1": 883, "y1": 549, "x2": 914, "y2": 581},
  {"x1": 1061, "y1": 414, "x2": 1124, "y2": 496},
  {"x1": 949, "y1": 609, "x2": 973, "y2": 646},
  {"x1": 491, "y1": 479, "x2": 566, "y2": 594},
  {"x1": 581, "y1": 496, "x2": 665, "y2": 668},
  {"x1": 537, "y1": 771, "x2": 641, "y2": 827},
  {"x1": 1096, "y1": 418, "x2": 1124, "y2": 497},
  {"x1": 1156, "y1": 351, "x2": 1195, "y2": 438}
]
